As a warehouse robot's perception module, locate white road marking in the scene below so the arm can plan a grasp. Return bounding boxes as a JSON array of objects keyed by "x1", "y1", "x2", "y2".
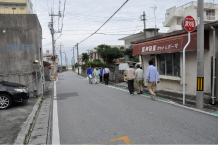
[
  {"x1": 108, "y1": 86, "x2": 218, "y2": 117},
  {"x1": 54, "y1": 81, "x2": 57, "y2": 97},
  {"x1": 73, "y1": 72, "x2": 218, "y2": 117},
  {"x1": 52, "y1": 80, "x2": 60, "y2": 145}
]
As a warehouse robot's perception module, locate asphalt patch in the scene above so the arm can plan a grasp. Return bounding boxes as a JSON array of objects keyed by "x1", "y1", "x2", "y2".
[{"x1": 55, "y1": 92, "x2": 79, "y2": 100}]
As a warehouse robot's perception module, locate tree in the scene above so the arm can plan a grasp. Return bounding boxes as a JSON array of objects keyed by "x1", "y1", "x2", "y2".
[
  {"x1": 124, "y1": 48, "x2": 134, "y2": 59},
  {"x1": 95, "y1": 44, "x2": 124, "y2": 64},
  {"x1": 82, "y1": 53, "x2": 89, "y2": 64}
]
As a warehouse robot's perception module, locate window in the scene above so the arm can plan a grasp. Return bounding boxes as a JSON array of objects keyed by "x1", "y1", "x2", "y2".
[
  {"x1": 206, "y1": 10, "x2": 212, "y2": 16},
  {"x1": 46, "y1": 58, "x2": 52, "y2": 61},
  {"x1": 157, "y1": 52, "x2": 180, "y2": 77},
  {"x1": 206, "y1": 10, "x2": 215, "y2": 20}
]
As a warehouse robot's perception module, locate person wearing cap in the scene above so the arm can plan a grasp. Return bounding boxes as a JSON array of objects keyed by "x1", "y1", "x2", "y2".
[
  {"x1": 124, "y1": 65, "x2": 135, "y2": 95},
  {"x1": 135, "y1": 64, "x2": 144, "y2": 94},
  {"x1": 146, "y1": 60, "x2": 160, "y2": 100}
]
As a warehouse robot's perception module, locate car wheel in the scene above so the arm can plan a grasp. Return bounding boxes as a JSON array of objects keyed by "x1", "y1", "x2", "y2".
[{"x1": 0, "y1": 94, "x2": 12, "y2": 109}]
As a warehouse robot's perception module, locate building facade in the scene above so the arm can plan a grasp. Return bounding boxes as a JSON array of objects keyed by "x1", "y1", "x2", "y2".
[
  {"x1": 119, "y1": 28, "x2": 159, "y2": 48},
  {"x1": 133, "y1": 21, "x2": 218, "y2": 103},
  {"x1": 0, "y1": 14, "x2": 43, "y2": 95},
  {"x1": 163, "y1": 1, "x2": 218, "y2": 32},
  {"x1": 43, "y1": 50, "x2": 59, "y2": 67},
  {"x1": 0, "y1": 0, "x2": 33, "y2": 14},
  {"x1": 119, "y1": 28, "x2": 160, "y2": 62}
]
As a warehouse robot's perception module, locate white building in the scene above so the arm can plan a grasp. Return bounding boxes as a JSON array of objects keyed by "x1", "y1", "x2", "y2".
[
  {"x1": 163, "y1": 1, "x2": 218, "y2": 32},
  {"x1": 43, "y1": 50, "x2": 59, "y2": 67},
  {"x1": 0, "y1": 0, "x2": 33, "y2": 14},
  {"x1": 119, "y1": 28, "x2": 159, "y2": 48},
  {"x1": 119, "y1": 28, "x2": 160, "y2": 62}
]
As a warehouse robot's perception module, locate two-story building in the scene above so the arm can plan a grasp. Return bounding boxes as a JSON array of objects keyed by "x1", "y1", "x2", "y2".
[{"x1": 119, "y1": 28, "x2": 160, "y2": 62}]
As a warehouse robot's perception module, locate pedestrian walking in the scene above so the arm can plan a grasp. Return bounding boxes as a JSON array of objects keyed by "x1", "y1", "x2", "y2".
[
  {"x1": 99, "y1": 67, "x2": 103, "y2": 83},
  {"x1": 146, "y1": 60, "x2": 160, "y2": 100},
  {"x1": 103, "y1": 66, "x2": 110, "y2": 85},
  {"x1": 87, "y1": 66, "x2": 93, "y2": 84},
  {"x1": 124, "y1": 65, "x2": 135, "y2": 95},
  {"x1": 93, "y1": 67, "x2": 100, "y2": 84},
  {"x1": 135, "y1": 64, "x2": 144, "y2": 94}
]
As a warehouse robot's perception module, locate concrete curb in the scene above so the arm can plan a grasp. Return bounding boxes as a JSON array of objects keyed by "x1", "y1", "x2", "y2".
[
  {"x1": 14, "y1": 97, "x2": 41, "y2": 145},
  {"x1": 28, "y1": 92, "x2": 52, "y2": 144}
]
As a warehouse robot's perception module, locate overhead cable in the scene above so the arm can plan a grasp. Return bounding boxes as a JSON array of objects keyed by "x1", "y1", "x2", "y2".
[{"x1": 77, "y1": 0, "x2": 129, "y2": 45}]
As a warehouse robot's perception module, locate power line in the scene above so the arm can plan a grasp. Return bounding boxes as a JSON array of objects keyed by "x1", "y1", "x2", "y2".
[
  {"x1": 133, "y1": 21, "x2": 141, "y2": 34},
  {"x1": 63, "y1": 25, "x2": 143, "y2": 32},
  {"x1": 47, "y1": 0, "x2": 50, "y2": 15},
  {"x1": 60, "y1": 0, "x2": 67, "y2": 32},
  {"x1": 64, "y1": 12, "x2": 155, "y2": 20},
  {"x1": 62, "y1": 33, "x2": 133, "y2": 36},
  {"x1": 77, "y1": 0, "x2": 129, "y2": 45}
]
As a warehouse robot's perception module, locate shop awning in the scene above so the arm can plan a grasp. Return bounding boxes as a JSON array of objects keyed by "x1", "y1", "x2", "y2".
[{"x1": 133, "y1": 31, "x2": 209, "y2": 55}]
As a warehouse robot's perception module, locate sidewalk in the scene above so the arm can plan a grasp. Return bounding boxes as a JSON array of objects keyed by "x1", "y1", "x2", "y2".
[
  {"x1": 14, "y1": 81, "x2": 53, "y2": 145},
  {"x1": 115, "y1": 82, "x2": 218, "y2": 111}
]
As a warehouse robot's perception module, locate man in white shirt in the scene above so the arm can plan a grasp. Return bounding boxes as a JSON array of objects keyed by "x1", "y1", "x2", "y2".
[
  {"x1": 103, "y1": 66, "x2": 110, "y2": 85},
  {"x1": 124, "y1": 65, "x2": 135, "y2": 95},
  {"x1": 146, "y1": 60, "x2": 160, "y2": 100},
  {"x1": 135, "y1": 64, "x2": 144, "y2": 94}
]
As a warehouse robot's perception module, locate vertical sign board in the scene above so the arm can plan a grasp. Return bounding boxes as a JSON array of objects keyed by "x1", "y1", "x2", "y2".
[{"x1": 181, "y1": 15, "x2": 196, "y2": 105}]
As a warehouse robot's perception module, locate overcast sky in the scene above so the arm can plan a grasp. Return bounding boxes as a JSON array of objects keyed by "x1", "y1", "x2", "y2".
[{"x1": 32, "y1": 0, "x2": 215, "y2": 65}]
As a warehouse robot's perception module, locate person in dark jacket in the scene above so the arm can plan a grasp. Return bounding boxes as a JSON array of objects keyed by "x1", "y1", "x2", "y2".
[
  {"x1": 99, "y1": 67, "x2": 103, "y2": 83},
  {"x1": 87, "y1": 66, "x2": 93, "y2": 84}
]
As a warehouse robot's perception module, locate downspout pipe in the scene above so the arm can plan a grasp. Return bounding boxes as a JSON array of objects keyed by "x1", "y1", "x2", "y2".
[{"x1": 210, "y1": 25, "x2": 216, "y2": 105}]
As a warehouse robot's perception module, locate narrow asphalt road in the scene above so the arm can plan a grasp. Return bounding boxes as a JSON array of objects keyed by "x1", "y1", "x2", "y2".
[{"x1": 56, "y1": 71, "x2": 218, "y2": 144}]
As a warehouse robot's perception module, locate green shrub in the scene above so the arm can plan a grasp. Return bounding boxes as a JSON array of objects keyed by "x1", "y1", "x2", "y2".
[{"x1": 86, "y1": 61, "x2": 104, "y2": 67}]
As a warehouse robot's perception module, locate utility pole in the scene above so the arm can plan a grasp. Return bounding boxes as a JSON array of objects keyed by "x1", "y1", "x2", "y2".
[
  {"x1": 141, "y1": 11, "x2": 146, "y2": 39},
  {"x1": 65, "y1": 52, "x2": 67, "y2": 70},
  {"x1": 77, "y1": 43, "x2": 79, "y2": 75},
  {"x1": 196, "y1": 0, "x2": 204, "y2": 108},
  {"x1": 150, "y1": 5, "x2": 157, "y2": 36},
  {"x1": 59, "y1": 43, "x2": 63, "y2": 72},
  {"x1": 73, "y1": 47, "x2": 75, "y2": 71},
  {"x1": 48, "y1": 8, "x2": 61, "y2": 80}
]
